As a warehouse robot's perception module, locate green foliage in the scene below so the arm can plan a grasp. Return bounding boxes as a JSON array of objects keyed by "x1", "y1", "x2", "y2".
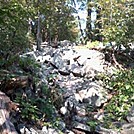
[
  {"x1": 19, "y1": 57, "x2": 40, "y2": 72},
  {"x1": 39, "y1": 0, "x2": 78, "y2": 42},
  {"x1": 86, "y1": 41, "x2": 100, "y2": 48},
  {"x1": 37, "y1": 84, "x2": 56, "y2": 118},
  {"x1": 0, "y1": 1, "x2": 33, "y2": 70},
  {"x1": 0, "y1": 1, "x2": 29, "y2": 54},
  {"x1": 10, "y1": 57, "x2": 54, "y2": 122},
  {"x1": 87, "y1": 120, "x2": 98, "y2": 131},
  {"x1": 0, "y1": 0, "x2": 78, "y2": 69},
  {"x1": 24, "y1": 0, "x2": 78, "y2": 42},
  {"x1": 103, "y1": 69, "x2": 134, "y2": 128},
  {"x1": 98, "y1": 0, "x2": 133, "y2": 46},
  {"x1": 86, "y1": 0, "x2": 102, "y2": 42},
  {"x1": 14, "y1": 82, "x2": 55, "y2": 122},
  {"x1": 0, "y1": 55, "x2": 19, "y2": 69},
  {"x1": 15, "y1": 94, "x2": 41, "y2": 120},
  {"x1": 86, "y1": 0, "x2": 134, "y2": 47}
]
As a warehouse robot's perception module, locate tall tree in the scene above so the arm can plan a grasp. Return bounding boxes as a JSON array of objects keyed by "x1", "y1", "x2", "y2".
[
  {"x1": 86, "y1": 0, "x2": 102, "y2": 42},
  {"x1": 67, "y1": 0, "x2": 87, "y2": 43},
  {"x1": 85, "y1": 0, "x2": 134, "y2": 47},
  {"x1": 0, "y1": 0, "x2": 29, "y2": 54},
  {"x1": 99, "y1": 0, "x2": 134, "y2": 48},
  {"x1": 0, "y1": 0, "x2": 78, "y2": 55},
  {"x1": 34, "y1": 0, "x2": 78, "y2": 43}
]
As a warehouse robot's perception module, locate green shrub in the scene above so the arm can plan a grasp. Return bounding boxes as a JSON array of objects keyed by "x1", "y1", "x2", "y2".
[
  {"x1": 14, "y1": 82, "x2": 55, "y2": 122},
  {"x1": 103, "y1": 69, "x2": 134, "y2": 127},
  {"x1": 86, "y1": 41, "x2": 100, "y2": 48},
  {"x1": 18, "y1": 57, "x2": 41, "y2": 75},
  {"x1": 15, "y1": 94, "x2": 41, "y2": 120}
]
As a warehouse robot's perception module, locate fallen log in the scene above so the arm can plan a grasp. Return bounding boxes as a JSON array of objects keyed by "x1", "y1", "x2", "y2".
[
  {"x1": 0, "y1": 91, "x2": 18, "y2": 134},
  {"x1": 0, "y1": 74, "x2": 33, "y2": 95}
]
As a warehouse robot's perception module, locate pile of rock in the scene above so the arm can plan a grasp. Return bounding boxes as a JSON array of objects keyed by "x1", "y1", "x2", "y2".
[{"x1": 18, "y1": 40, "x2": 133, "y2": 134}]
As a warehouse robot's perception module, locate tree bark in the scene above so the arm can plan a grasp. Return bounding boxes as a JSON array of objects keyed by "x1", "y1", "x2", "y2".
[
  {"x1": 36, "y1": 11, "x2": 42, "y2": 51},
  {"x1": 72, "y1": 0, "x2": 85, "y2": 43}
]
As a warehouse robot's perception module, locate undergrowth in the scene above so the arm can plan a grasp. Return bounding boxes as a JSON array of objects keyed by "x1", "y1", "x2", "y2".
[
  {"x1": 103, "y1": 69, "x2": 134, "y2": 128},
  {"x1": 0, "y1": 56, "x2": 64, "y2": 131},
  {"x1": 87, "y1": 69, "x2": 134, "y2": 131}
]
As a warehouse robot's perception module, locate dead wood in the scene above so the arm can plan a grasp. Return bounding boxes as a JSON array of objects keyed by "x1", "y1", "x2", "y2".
[{"x1": 0, "y1": 74, "x2": 33, "y2": 95}]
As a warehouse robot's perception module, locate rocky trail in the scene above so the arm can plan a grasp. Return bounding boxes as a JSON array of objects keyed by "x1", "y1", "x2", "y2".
[{"x1": 0, "y1": 41, "x2": 134, "y2": 134}]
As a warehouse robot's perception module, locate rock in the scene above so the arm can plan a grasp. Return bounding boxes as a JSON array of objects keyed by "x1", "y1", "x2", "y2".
[
  {"x1": 57, "y1": 120, "x2": 66, "y2": 131},
  {"x1": 36, "y1": 55, "x2": 51, "y2": 63},
  {"x1": 72, "y1": 68, "x2": 84, "y2": 77},
  {"x1": 81, "y1": 59, "x2": 104, "y2": 79},
  {"x1": 60, "y1": 106, "x2": 68, "y2": 115},
  {"x1": 60, "y1": 40, "x2": 74, "y2": 47},
  {"x1": 17, "y1": 42, "x2": 119, "y2": 134},
  {"x1": 74, "y1": 49, "x2": 105, "y2": 60},
  {"x1": 127, "y1": 105, "x2": 134, "y2": 123},
  {"x1": 29, "y1": 128, "x2": 38, "y2": 134},
  {"x1": 0, "y1": 91, "x2": 18, "y2": 134},
  {"x1": 65, "y1": 130, "x2": 75, "y2": 134},
  {"x1": 74, "y1": 91, "x2": 86, "y2": 102},
  {"x1": 70, "y1": 64, "x2": 84, "y2": 77},
  {"x1": 122, "y1": 123, "x2": 134, "y2": 134},
  {"x1": 82, "y1": 67, "x2": 96, "y2": 78},
  {"x1": 76, "y1": 56, "x2": 87, "y2": 66},
  {"x1": 41, "y1": 126, "x2": 48, "y2": 133},
  {"x1": 122, "y1": 122, "x2": 134, "y2": 129},
  {"x1": 58, "y1": 66, "x2": 70, "y2": 76},
  {"x1": 36, "y1": 55, "x2": 43, "y2": 62},
  {"x1": 41, "y1": 41, "x2": 49, "y2": 46},
  {"x1": 20, "y1": 51, "x2": 37, "y2": 59},
  {"x1": 94, "y1": 95, "x2": 107, "y2": 107},
  {"x1": 94, "y1": 112, "x2": 104, "y2": 121},
  {"x1": 80, "y1": 82, "x2": 108, "y2": 107},
  {"x1": 18, "y1": 125, "x2": 39, "y2": 134},
  {"x1": 72, "y1": 121, "x2": 91, "y2": 132},
  {"x1": 121, "y1": 128, "x2": 134, "y2": 134},
  {"x1": 121, "y1": 106, "x2": 134, "y2": 134},
  {"x1": 84, "y1": 59, "x2": 104, "y2": 71},
  {"x1": 96, "y1": 126, "x2": 119, "y2": 134},
  {"x1": 19, "y1": 125, "x2": 31, "y2": 134},
  {"x1": 75, "y1": 105, "x2": 86, "y2": 116},
  {"x1": 74, "y1": 115, "x2": 88, "y2": 123},
  {"x1": 62, "y1": 49, "x2": 76, "y2": 64},
  {"x1": 72, "y1": 129, "x2": 86, "y2": 134},
  {"x1": 70, "y1": 63, "x2": 79, "y2": 71},
  {"x1": 42, "y1": 126, "x2": 60, "y2": 134},
  {"x1": 47, "y1": 128, "x2": 61, "y2": 134},
  {"x1": 51, "y1": 53, "x2": 63, "y2": 69},
  {"x1": 65, "y1": 96, "x2": 78, "y2": 110}
]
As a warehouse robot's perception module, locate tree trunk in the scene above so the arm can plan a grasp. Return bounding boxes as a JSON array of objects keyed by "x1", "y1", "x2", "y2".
[
  {"x1": 86, "y1": 0, "x2": 102, "y2": 42},
  {"x1": 72, "y1": 0, "x2": 84, "y2": 43},
  {"x1": 36, "y1": 11, "x2": 42, "y2": 51},
  {"x1": 86, "y1": 2, "x2": 92, "y2": 42},
  {"x1": 77, "y1": 16, "x2": 85, "y2": 44}
]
